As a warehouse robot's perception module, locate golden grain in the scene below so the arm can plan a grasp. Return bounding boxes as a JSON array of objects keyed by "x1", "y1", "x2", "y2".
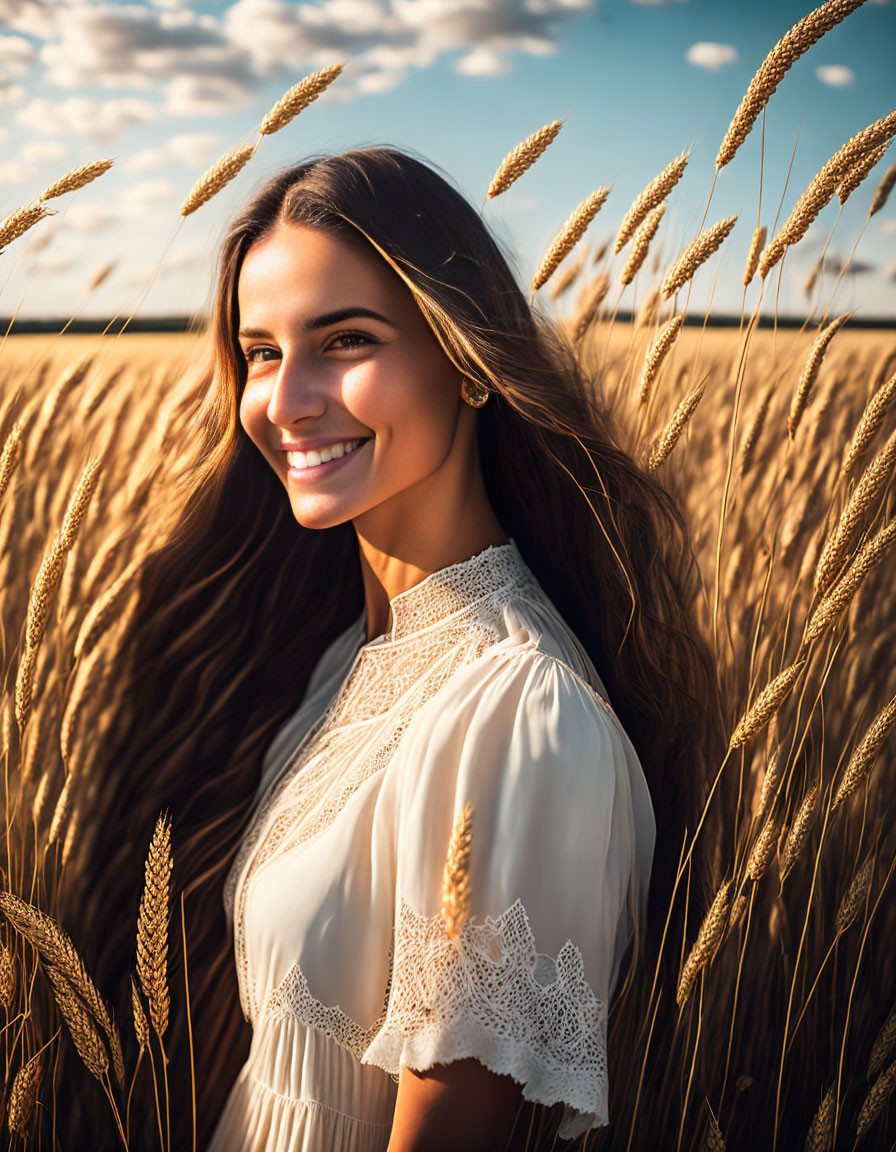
[
  {"x1": 14, "y1": 643, "x2": 38, "y2": 734},
  {"x1": 572, "y1": 274, "x2": 611, "y2": 343},
  {"x1": 869, "y1": 161, "x2": 896, "y2": 215},
  {"x1": 615, "y1": 151, "x2": 689, "y2": 253},
  {"x1": 531, "y1": 188, "x2": 611, "y2": 292},
  {"x1": 136, "y1": 812, "x2": 173, "y2": 1037},
  {"x1": 835, "y1": 853, "x2": 874, "y2": 935},
  {"x1": 676, "y1": 879, "x2": 732, "y2": 1007},
  {"x1": 7, "y1": 1051, "x2": 42, "y2": 1137},
  {"x1": 856, "y1": 1056, "x2": 896, "y2": 1140},
  {"x1": 838, "y1": 138, "x2": 892, "y2": 204},
  {"x1": 745, "y1": 815, "x2": 779, "y2": 882},
  {"x1": 647, "y1": 375, "x2": 707, "y2": 471},
  {"x1": 61, "y1": 645, "x2": 106, "y2": 768},
  {"x1": 259, "y1": 64, "x2": 345, "y2": 135},
  {"x1": 662, "y1": 215, "x2": 738, "y2": 299},
  {"x1": 0, "y1": 203, "x2": 56, "y2": 250},
  {"x1": 701, "y1": 1111, "x2": 726, "y2": 1151},
  {"x1": 442, "y1": 800, "x2": 474, "y2": 943},
  {"x1": 757, "y1": 742, "x2": 783, "y2": 821},
  {"x1": 842, "y1": 370, "x2": 896, "y2": 474},
  {"x1": 0, "y1": 941, "x2": 15, "y2": 1008},
  {"x1": 803, "y1": 519, "x2": 896, "y2": 644},
  {"x1": 181, "y1": 142, "x2": 257, "y2": 217},
  {"x1": 715, "y1": 0, "x2": 870, "y2": 170},
  {"x1": 803, "y1": 1084, "x2": 835, "y2": 1152},
  {"x1": 131, "y1": 973, "x2": 150, "y2": 1050},
  {"x1": 743, "y1": 224, "x2": 767, "y2": 287},
  {"x1": 779, "y1": 779, "x2": 821, "y2": 884},
  {"x1": 831, "y1": 693, "x2": 896, "y2": 812},
  {"x1": 487, "y1": 120, "x2": 563, "y2": 199},
  {"x1": 638, "y1": 313, "x2": 684, "y2": 404},
  {"x1": 738, "y1": 388, "x2": 772, "y2": 479},
  {"x1": 44, "y1": 964, "x2": 109, "y2": 1082},
  {"x1": 0, "y1": 419, "x2": 22, "y2": 504},
  {"x1": 869, "y1": 1004, "x2": 896, "y2": 1079},
  {"x1": 621, "y1": 202, "x2": 666, "y2": 286},
  {"x1": 731, "y1": 660, "x2": 807, "y2": 751},
  {"x1": 39, "y1": 160, "x2": 113, "y2": 202},
  {"x1": 788, "y1": 313, "x2": 851, "y2": 440}
]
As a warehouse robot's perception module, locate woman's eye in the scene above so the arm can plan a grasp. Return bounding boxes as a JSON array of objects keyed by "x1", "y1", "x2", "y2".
[
  {"x1": 244, "y1": 345, "x2": 279, "y2": 364},
  {"x1": 328, "y1": 331, "x2": 378, "y2": 351}
]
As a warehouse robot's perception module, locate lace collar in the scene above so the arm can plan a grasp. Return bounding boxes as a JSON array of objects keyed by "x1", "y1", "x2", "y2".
[{"x1": 357, "y1": 537, "x2": 529, "y2": 645}]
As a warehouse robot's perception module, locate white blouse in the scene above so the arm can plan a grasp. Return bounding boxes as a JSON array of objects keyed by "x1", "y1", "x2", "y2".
[{"x1": 207, "y1": 539, "x2": 655, "y2": 1151}]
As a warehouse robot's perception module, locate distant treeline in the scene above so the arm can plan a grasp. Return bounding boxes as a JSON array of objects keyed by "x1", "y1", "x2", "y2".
[{"x1": 2, "y1": 313, "x2": 894, "y2": 334}]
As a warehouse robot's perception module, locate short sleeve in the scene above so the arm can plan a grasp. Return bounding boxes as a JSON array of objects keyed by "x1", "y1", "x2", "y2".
[{"x1": 360, "y1": 645, "x2": 656, "y2": 1139}]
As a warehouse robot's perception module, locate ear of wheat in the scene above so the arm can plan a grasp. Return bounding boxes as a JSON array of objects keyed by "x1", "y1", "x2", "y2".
[
  {"x1": 646, "y1": 376, "x2": 707, "y2": 471},
  {"x1": 778, "y1": 778, "x2": 821, "y2": 885},
  {"x1": 745, "y1": 815, "x2": 779, "y2": 882},
  {"x1": 638, "y1": 313, "x2": 684, "y2": 404},
  {"x1": 621, "y1": 202, "x2": 666, "y2": 286},
  {"x1": 531, "y1": 188, "x2": 611, "y2": 292},
  {"x1": 0, "y1": 203, "x2": 56, "y2": 251},
  {"x1": 802, "y1": 519, "x2": 896, "y2": 644},
  {"x1": 788, "y1": 313, "x2": 851, "y2": 439},
  {"x1": 757, "y1": 742, "x2": 783, "y2": 821},
  {"x1": 7, "y1": 1051, "x2": 43, "y2": 1137},
  {"x1": 39, "y1": 160, "x2": 113, "y2": 203},
  {"x1": 856, "y1": 1056, "x2": 896, "y2": 1140},
  {"x1": 259, "y1": 64, "x2": 345, "y2": 135},
  {"x1": 839, "y1": 138, "x2": 891, "y2": 204},
  {"x1": 743, "y1": 224, "x2": 767, "y2": 286},
  {"x1": 804, "y1": 1084, "x2": 835, "y2": 1152},
  {"x1": 835, "y1": 854, "x2": 874, "y2": 936},
  {"x1": 615, "y1": 150, "x2": 689, "y2": 252},
  {"x1": 716, "y1": 0, "x2": 870, "y2": 169},
  {"x1": 842, "y1": 370, "x2": 896, "y2": 474},
  {"x1": 662, "y1": 216, "x2": 738, "y2": 299},
  {"x1": 136, "y1": 812, "x2": 173, "y2": 1038},
  {"x1": 572, "y1": 274, "x2": 611, "y2": 342},
  {"x1": 676, "y1": 879, "x2": 733, "y2": 1007},
  {"x1": 441, "y1": 800, "x2": 474, "y2": 943},
  {"x1": 869, "y1": 161, "x2": 896, "y2": 215},
  {"x1": 729, "y1": 659, "x2": 807, "y2": 749},
  {"x1": 831, "y1": 693, "x2": 896, "y2": 812},
  {"x1": 760, "y1": 109, "x2": 896, "y2": 278},
  {"x1": 0, "y1": 419, "x2": 22, "y2": 504},
  {"x1": 487, "y1": 120, "x2": 563, "y2": 199},
  {"x1": 181, "y1": 143, "x2": 257, "y2": 217},
  {"x1": 869, "y1": 1005, "x2": 896, "y2": 1079}
]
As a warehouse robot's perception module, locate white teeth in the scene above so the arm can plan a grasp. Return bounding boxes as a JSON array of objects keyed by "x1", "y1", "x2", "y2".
[{"x1": 286, "y1": 438, "x2": 366, "y2": 471}]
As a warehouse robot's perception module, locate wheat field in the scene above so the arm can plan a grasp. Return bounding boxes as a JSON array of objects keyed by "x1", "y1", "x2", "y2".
[{"x1": 2, "y1": 6, "x2": 896, "y2": 1149}]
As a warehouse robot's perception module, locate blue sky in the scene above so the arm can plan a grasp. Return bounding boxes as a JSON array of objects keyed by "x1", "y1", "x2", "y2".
[{"x1": 1, "y1": 0, "x2": 894, "y2": 322}]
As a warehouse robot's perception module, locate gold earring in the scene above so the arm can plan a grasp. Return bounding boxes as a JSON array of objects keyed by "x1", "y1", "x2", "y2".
[{"x1": 460, "y1": 376, "x2": 489, "y2": 408}]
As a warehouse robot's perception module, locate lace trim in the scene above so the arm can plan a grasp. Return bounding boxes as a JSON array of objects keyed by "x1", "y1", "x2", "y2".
[{"x1": 262, "y1": 896, "x2": 608, "y2": 1139}]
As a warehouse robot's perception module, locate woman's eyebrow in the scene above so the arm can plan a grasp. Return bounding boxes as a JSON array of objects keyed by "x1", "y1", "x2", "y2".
[{"x1": 238, "y1": 308, "x2": 395, "y2": 341}]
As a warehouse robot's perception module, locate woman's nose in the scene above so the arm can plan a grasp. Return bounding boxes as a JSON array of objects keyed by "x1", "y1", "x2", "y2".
[{"x1": 265, "y1": 353, "x2": 325, "y2": 428}]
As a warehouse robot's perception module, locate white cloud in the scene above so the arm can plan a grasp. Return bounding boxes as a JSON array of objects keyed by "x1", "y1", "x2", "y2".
[
  {"x1": 128, "y1": 177, "x2": 175, "y2": 205},
  {"x1": 0, "y1": 159, "x2": 36, "y2": 184},
  {"x1": 31, "y1": 249, "x2": 77, "y2": 275},
  {"x1": 21, "y1": 139, "x2": 67, "y2": 163},
  {"x1": 882, "y1": 220, "x2": 896, "y2": 234},
  {"x1": 816, "y1": 64, "x2": 855, "y2": 87},
  {"x1": 0, "y1": 33, "x2": 35, "y2": 75},
  {"x1": 16, "y1": 95, "x2": 156, "y2": 138},
  {"x1": 64, "y1": 201, "x2": 119, "y2": 232},
  {"x1": 163, "y1": 72, "x2": 254, "y2": 116},
  {"x1": 0, "y1": 81, "x2": 26, "y2": 105},
  {"x1": 686, "y1": 41, "x2": 738, "y2": 71},
  {"x1": 456, "y1": 46, "x2": 512, "y2": 76}
]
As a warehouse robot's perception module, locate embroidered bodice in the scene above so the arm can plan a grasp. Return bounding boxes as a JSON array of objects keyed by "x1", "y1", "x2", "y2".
[{"x1": 209, "y1": 539, "x2": 656, "y2": 1151}]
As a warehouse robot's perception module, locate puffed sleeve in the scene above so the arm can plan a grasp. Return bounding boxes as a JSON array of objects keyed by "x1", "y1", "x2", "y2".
[{"x1": 360, "y1": 641, "x2": 656, "y2": 1139}]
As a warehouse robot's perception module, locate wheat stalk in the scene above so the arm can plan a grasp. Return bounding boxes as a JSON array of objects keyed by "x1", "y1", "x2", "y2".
[
  {"x1": 715, "y1": 0, "x2": 870, "y2": 169},
  {"x1": 638, "y1": 313, "x2": 684, "y2": 404},
  {"x1": 131, "y1": 973, "x2": 150, "y2": 1050},
  {"x1": 814, "y1": 427, "x2": 896, "y2": 594},
  {"x1": 788, "y1": 313, "x2": 851, "y2": 440},
  {"x1": 572, "y1": 275, "x2": 611, "y2": 343},
  {"x1": 842, "y1": 370, "x2": 896, "y2": 474},
  {"x1": 757, "y1": 742, "x2": 784, "y2": 821},
  {"x1": 39, "y1": 159, "x2": 113, "y2": 202},
  {"x1": 779, "y1": 778, "x2": 821, "y2": 885},
  {"x1": 531, "y1": 188, "x2": 611, "y2": 292},
  {"x1": 869, "y1": 161, "x2": 896, "y2": 215},
  {"x1": 442, "y1": 800, "x2": 474, "y2": 943},
  {"x1": 0, "y1": 203, "x2": 56, "y2": 251},
  {"x1": 856, "y1": 1056, "x2": 896, "y2": 1140},
  {"x1": 869, "y1": 1005, "x2": 896, "y2": 1078},
  {"x1": 839, "y1": 138, "x2": 891, "y2": 204},
  {"x1": 48, "y1": 773, "x2": 72, "y2": 847},
  {"x1": 44, "y1": 964, "x2": 109, "y2": 1082},
  {"x1": 745, "y1": 815, "x2": 779, "y2": 882},
  {"x1": 662, "y1": 216, "x2": 738, "y2": 299},
  {"x1": 743, "y1": 224, "x2": 767, "y2": 286},
  {"x1": 802, "y1": 519, "x2": 896, "y2": 644},
  {"x1": 14, "y1": 644, "x2": 38, "y2": 734},
  {"x1": 621, "y1": 202, "x2": 666, "y2": 286},
  {"x1": 761, "y1": 109, "x2": 896, "y2": 277},
  {"x1": 647, "y1": 376, "x2": 707, "y2": 471},
  {"x1": 729, "y1": 659, "x2": 807, "y2": 750},
  {"x1": 831, "y1": 693, "x2": 896, "y2": 812},
  {"x1": 0, "y1": 941, "x2": 15, "y2": 1008},
  {"x1": 181, "y1": 142, "x2": 257, "y2": 217},
  {"x1": 87, "y1": 260, "x2": 116, "y2": 293},
  {"x1": 0, "y1": 419, "x2": 22, "y2": 504},
  {"x1": 136, "y1": 812, "x2": 173, "y2": 1037},
  {"x1": 0, "y1": 891, "x2": 125, "y2": 1088},
  {"x1": 259, "y1": 64, "x2": 345, "y2": 135},
  {"x1": 739, "y1": 389, "x2": 772, "y2": 478},
  {"x1": 835, "y1": 853, "x2": 874, "y2": 935},
  {"x1": 7, "y1": 1051, "x2": 43, "y2": 1137},
  {"x1": 487, "y1": 120, "x2": 563, "y2": 199},
  {"x1": 676, "y1": 879, "x2": 733, "y2": 1007},
  {"x1": 615, "y1": 151, "x2": 689, "y2": 252},
  {"x1": 804, "y1": 1083, "x2": 835, "y2": 1152}
]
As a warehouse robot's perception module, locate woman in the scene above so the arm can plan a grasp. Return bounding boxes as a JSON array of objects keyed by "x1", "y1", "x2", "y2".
[{"x1": 70, "y1": 146, "x2": 723, "y2": 1150}]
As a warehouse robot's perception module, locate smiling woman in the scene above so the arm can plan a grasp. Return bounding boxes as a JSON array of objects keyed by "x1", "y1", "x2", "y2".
[{"x1": 72, "y1": 147, "x2": 723, "y2": 1152}]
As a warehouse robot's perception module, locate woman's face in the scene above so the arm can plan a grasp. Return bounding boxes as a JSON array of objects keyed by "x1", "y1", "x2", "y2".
[{"x1": 236, "y1": 220, "x2": 468, "y2": 533}]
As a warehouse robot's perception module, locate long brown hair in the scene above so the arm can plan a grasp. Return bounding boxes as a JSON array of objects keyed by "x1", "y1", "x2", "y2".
[{"x1": 62, "y1": 146, "x2": 726, "y2": 1146}]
